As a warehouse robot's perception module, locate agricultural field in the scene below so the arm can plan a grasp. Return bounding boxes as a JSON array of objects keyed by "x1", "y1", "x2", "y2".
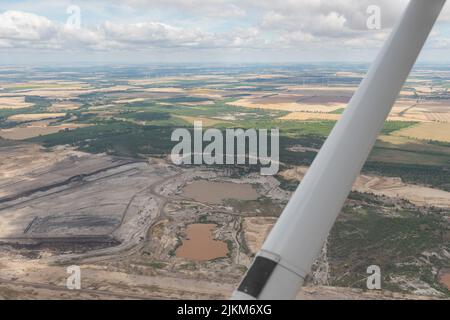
[
  {"x1": 0, "y1": 64, "x2": 449, "y2": 300},
  {"x1": 393, "y1": 122, "x2": 450, "y2": 142}
]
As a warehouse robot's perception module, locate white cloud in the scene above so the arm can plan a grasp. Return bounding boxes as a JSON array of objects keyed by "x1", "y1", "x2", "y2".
[
  {"x1": 0, "y1": 0, "x2": 449, "y2": 60},
  {"x1": 0, "y1": 8, "x2": 271, "y2": 52},
  {"x1": 0, "y1": 10, "x2": 57, "y2": 41},
  {"x1": 0, "y1": 10, "x2": 202, "y2": 50},
  {"x1": 100, "y1": 21, "x2": 206, "y2": 47}
]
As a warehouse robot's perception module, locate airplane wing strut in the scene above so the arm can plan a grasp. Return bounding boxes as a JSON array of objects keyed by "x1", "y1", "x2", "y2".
[{"x1": 232, "y1": 0, "x2": 446, "y2": 300}]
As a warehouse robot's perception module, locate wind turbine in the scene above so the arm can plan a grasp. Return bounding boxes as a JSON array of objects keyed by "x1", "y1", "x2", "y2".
[{"x1": 232, "y1": 0, "x2": 447, "y2": 300}]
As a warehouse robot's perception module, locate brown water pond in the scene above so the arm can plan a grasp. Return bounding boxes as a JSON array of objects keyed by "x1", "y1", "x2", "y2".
[
  {"x1": 175, "y1": 224, "x2": 228, "y2": 261},
  {"x1": 181, "y1": 180, "x2": 258, "y2": 204}
]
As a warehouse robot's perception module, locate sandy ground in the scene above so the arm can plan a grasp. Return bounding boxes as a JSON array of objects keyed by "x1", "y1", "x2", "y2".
[
  {"x1": 242, "y1": 217, "x2": 276, "y2": 254},
  {"x1": 0, "y1": 145, "x2": 174, "y2": 241},
  {"x1": 0, "y1": 255, "x2": 443, "y2": 300},
  {"x1": 0, "y1": 146, "x2": 446, "y2": 300},
  {"x1": 0, "y1": 144, "x2": 79, "y2": 178},
  {"x1": 0, "y1": 258, "x2": 235, "y2": 299},
  {"x1": 281, "y1": 166, "x2": 450, "y2": 208}
]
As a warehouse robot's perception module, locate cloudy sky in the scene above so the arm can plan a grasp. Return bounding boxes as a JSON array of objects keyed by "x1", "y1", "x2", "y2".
[{"x1": 1, "y1": 0, "x2": 450, "y2": 65}]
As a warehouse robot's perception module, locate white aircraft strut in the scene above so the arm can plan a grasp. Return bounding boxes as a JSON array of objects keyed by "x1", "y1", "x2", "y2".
[{"x1": 232, "y1": 0, "x2": 446, "y2": 300}]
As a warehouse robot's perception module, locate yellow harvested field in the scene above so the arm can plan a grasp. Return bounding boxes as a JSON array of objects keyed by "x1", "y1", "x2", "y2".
[
  {"x1": 183, "y1": 101, "x2": 215, "y2": 106},
  {"x1": 251, "y1": 94, "x2": 448, "y2": 123},
  {"x1": 280, "y1": 112, "x2": 341, "y2": 121},
  {"x1": 377, "y1": 135, "x2": 412, "y2": 145},
  {"x1": 402, "y1": 111, "x2": 450, "y2": 122},
  {"x1": 142, "y1": 87, "x2": 186, "y2": 93},
  {"x1": 98, "y1": 85, "x2": 135, "y2": 92},
  {"x1": 335, "y1": 71, "x2": 364, "y2": 77},
  {"x1": 48, "y1": 103, "x2": 80, "y2": 112},
  {"x1": 0, "y1": 96, "x2": 34, "y2": 109},
  {"x1": 0, "y1": 122, "x2": 89, "y2": 140},
  {"x1": 19, "y1": 89, "x2": 93, "y2": 98},
  {"x1": 225, "y1": 86, "x2": 257, "y2": 90},
  {"x1": 281, "y1": 85, "x2": 357, "y2": 92},
  {"x1": 15, "y1": 85, "x2": 131, "y2": 99},
  {"x1": 176, "y1": 115, "x2": 230, "y2": 126},
  {"x1": 3, "y1": 82, "x2": 94, "y2": 98},
  {"x1": 377, "y1": 100, "x2": 450, "y2": 122},
  {"x1": 88, "y1": 104, "x2": 115, "y2": 110},
  {"x1": 406, "y1": 78, "x2": 429, "y2": 84},
  {"x1": 241, "y1": 74, "x2": 290, "y2": 80},
  {"x1": 399, "y1": 106, "x2": 450, "y2": 122},
  {"x1": 8, "y1": 113, "x2": 66, "y2": 121},
  {"x1": 227, "y1": 98, "x2": 345, "y2": 113},
  {"x1": 189, "y1": 88, "x2": 225, "y2": 99},
  {"x1": 4, "y1": 81, "x2": 91, "y2": 90},
  {"x1": 113, "y1": 98, "x2": 147, "y2": 104},
  {"x1": 190, "y1": 89, "x2": 223, "y2": 94},
  {"x1": 427, "y1": 113, "x2": 450, "y2": 122},
  {"x1": 421, "y1": 113, "x2": 450, "y2": 122},
  {"x1": 130, "y1": 76, "x2": 223, "y2": 86},
  {"x1": 127, "y1": 79, "x2": 161, "y2": 86},
  {"x1": 413, "y1": 86, "x2": 435, "y2": 94},
  {"x1": 385, "y1": 115, "x2": 423, "y2": 122},
  {"x1": 393, "y1": 122, "x2": 450, "y2": 142},
  {"x1": 390, "y1": 106, "x2": 412, "y2": 115},
  {"x1": 279, "y1": 112, "x2": 406, "y2": 122},
  {"x1": 398, "y1": 90, "x2": 417, "y2": 96}
]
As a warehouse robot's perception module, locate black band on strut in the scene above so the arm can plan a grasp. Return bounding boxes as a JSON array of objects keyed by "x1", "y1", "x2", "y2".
[{"x1": 237, "y1": 256, "x2": 278, "y2": 299}]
